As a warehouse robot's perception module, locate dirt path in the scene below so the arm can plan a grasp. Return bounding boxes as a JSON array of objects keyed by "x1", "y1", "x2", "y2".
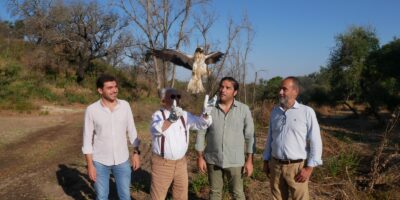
[
  {"x1": 0, "y1": 112, "x2": 88, "y2": 199},
  {"x1": 0, "y1": 107, "x2": 156, "y2": 200}
]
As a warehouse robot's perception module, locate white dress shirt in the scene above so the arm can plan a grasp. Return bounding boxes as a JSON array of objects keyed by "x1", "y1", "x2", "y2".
[
  {"x1": 82, "y1": 99, "x2": 140, "y2": 166},
  {"x1": 151, "y1": 109, "x2": 212, "y2": 160},
  {"x1": 263, "y1": 101, "x2": 323, "y2": 167}
]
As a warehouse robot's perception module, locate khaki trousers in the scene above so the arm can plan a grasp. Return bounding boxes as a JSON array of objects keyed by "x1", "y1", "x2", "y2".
[
  {"x1": 270, "y1": 159, "x2": 309, "y2": 200},
  {"x1": 150, "y1": 154, "x2": 188, "y2": 200}
]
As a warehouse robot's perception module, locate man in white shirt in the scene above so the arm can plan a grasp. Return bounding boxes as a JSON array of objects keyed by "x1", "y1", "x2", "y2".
[
  {"x1": 263, "y1": 76, "x2": 323, "y2": 200},
  {"x1": 150, "y1": 88, "x2": 214, "y2": 200},
  {"x1": 82, "y1": 74, "x2": 141, "y2": 200}
]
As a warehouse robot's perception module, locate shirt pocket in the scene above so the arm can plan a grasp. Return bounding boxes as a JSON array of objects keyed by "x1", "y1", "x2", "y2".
[{"x1": 288, "y1": 117, "x2": 307, "y2": 138}]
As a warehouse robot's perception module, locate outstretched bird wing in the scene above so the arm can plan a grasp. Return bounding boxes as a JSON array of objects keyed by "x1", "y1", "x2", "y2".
[
  {"x1": 205, "y1": 52, "x2": 224, "y2": 65},
  {"x1": 151, "y1": 49, "x2": 193, "y2": 70}
]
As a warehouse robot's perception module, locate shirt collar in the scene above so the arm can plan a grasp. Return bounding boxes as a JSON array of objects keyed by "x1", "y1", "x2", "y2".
[
  {"x1": 279, "y1": 100, "x2": 300, "y2": 111},
  {"x1": 232, "y1": 99, "x2": 238, "y2": 107},
  {"x1": 98, "y1": 99, "x2": 121, "y2": 111},
  {"x1": 293, "y1": 101, "x2": 300, "y2": 108},
  {"x1": 217, "y1": 99, "x2": 237, "y2": 109}
]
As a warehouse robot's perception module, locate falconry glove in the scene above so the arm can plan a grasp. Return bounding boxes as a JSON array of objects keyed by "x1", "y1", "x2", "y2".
[
  {"x1": 168, "y1": 100, "x2": 183, "y2": 123},
  {"x1": 203, "y1": 95, "x2": 217, "y2": 116}
]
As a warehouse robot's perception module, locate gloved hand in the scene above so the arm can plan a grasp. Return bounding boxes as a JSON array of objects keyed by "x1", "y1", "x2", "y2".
[
  {"x1": 203, "y1": 95, "x2": 217, "y2": 116},
  {"x1": 168, "y1": 100, "x2": 183, "y2": 123}
]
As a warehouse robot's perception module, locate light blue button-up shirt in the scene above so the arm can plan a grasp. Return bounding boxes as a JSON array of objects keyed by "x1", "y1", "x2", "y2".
[{"x1": 263, "y1": 101, "x2": 323, "y2": 167}]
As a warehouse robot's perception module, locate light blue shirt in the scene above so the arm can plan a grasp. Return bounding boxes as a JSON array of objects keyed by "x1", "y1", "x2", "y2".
[{"x1": 263, "y1": 101, "x2": 323, "y2": 167}]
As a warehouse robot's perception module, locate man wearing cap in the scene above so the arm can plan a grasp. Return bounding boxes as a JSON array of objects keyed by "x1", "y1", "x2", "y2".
[
  {"x1": 150, "y1": 88, "x2": 214, "y2": 200},
  {"x1": 263, "y1": 76, "x2": 323, "y2": 200}
]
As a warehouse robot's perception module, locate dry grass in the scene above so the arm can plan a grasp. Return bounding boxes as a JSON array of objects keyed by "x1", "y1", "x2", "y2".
[{"x1": 1, "y1": 93, "x2": 399, "y2": 199}]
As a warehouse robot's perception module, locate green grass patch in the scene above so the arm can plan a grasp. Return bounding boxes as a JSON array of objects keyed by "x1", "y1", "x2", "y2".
[
  {"x1": 252, "y1": 159, "x2": 267, "y2": 182},
  {"x1": 190, "y1": 173, "x2": 209, "y2": 195},
  {"x1": 313, "y1": 149, "x2": 359, "y2": 182}
]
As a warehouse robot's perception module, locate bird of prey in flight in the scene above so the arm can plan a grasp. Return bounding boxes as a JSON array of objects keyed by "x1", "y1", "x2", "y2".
[{"x1": 150, "y1": 47, "x2": 224, "y2": 94}]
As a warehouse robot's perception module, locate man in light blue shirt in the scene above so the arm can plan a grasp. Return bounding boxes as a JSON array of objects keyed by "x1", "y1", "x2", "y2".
[{"x1": 263, "y1": 76, "x2": 322, "y2": 200}]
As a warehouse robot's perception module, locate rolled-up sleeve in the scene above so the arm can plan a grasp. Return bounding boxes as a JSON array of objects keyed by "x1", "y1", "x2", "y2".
[
  {"x1": 244, "y1": 106, "x2": 255, "y2": 153},
  {"x1": 195, "y1": 129, "x2": 207, "y2": 152},
  {"x1": 306, "y1": 108, "x2": 323, "y2": 167},
  {"x1": 263, "y1": 120, "x2": 273, "y2": 161},
  {"x1": 127, "y1": 104, "x2": 140, "y2": 147},
  {"x1": 82, "y1": 108, "x2": 94, "y2": 154}
]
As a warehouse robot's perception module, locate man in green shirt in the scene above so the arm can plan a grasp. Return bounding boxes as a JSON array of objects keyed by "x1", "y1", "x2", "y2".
[{"x1": 195, "y1": 77, "x2": 255, "y2": 200}]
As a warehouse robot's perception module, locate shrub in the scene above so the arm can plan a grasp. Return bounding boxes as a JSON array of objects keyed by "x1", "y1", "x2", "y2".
[
  {"x1": 326, "y1": 151, "x2": 359, "y2": 177},
  {"x1": 0, "y1": 62, "x2": 21, "y2": 86}
]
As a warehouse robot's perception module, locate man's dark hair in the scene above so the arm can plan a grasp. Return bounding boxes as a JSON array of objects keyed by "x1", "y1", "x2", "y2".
[
  {"x1": 96, "y1": 74, "x2": 117, "y2": 89},
  {"x1": 220, "y1": 77, "x2": 239, "y2": 91}
]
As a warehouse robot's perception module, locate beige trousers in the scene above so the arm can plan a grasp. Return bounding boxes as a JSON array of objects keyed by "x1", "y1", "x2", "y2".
[
  {"x1": 150, "y1": 154, "x2": 188, "y2": 200},
  {"x1": 270, "y1": 159, "x2": 309, "y2": 200}
]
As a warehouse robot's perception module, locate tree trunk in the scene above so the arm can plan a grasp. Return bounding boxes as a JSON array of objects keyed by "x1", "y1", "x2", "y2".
[
  {"x1": 171, "y1": 65, "x2": 176, "y2": 88},
  {"x1": 343, "y1": 101, "x2": 359, "y2": 118},
  {"x1": 76, "y1": 64, "x2": 85, "y2": 84},
  {"x1": 253, "y1": 71, "x2": 258, "y2": 106},
  {"x1": 153, "y1": 57, "x2": 162, "y2": 91}
]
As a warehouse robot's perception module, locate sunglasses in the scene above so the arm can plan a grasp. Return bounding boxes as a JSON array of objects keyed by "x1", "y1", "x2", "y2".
[{"x1": 170, "y1": 94, "x2": 181, "y2": 99}]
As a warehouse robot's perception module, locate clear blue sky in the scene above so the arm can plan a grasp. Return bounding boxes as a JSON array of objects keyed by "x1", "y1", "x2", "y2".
[
  {"x1": 1, "y1": 0, "x2": 399, "y2": 82},
  {"x1": 206, "y1": 0, "x2": 400, "y2": 81}
]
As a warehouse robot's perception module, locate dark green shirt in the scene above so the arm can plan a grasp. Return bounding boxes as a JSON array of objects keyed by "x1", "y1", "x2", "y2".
[{"x1": 195, "y1": 100, "x2": 255, "y2": 168}]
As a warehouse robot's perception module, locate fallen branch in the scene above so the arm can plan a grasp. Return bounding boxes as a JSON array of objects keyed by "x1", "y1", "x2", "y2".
[{"x1": 367, "y1": 107, "x2": 400, "y2": 192}]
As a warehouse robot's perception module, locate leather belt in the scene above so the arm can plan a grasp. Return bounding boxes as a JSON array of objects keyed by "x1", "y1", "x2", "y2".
[{"x1": 273, "y1": 157, "x2": 304, "y2": 164}]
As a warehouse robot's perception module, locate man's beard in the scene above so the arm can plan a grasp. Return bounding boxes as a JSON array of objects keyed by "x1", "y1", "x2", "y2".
[
  {"x1": 279, "y1": 96, "x2": 289, "y2": 108},
  {"x1": 104, "y1": 93, "x2": 117, "y2": 102}
]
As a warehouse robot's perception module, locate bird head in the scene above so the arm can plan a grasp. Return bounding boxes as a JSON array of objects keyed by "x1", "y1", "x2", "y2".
[{"x1": 195, "y1": 47, "x2": 204, "y2": 53}]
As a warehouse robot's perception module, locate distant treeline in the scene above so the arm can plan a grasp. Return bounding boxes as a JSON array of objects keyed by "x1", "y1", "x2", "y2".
[{"x1": 255, "y1": 26, "x2": 399, "y2": 121}]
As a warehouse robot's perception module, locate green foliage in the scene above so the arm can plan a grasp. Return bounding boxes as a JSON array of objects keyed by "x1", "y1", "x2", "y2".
[
  {"x1": 361, "y1": 38, "x2": 400, "y2": 113},
  {"x1": 294, "y1": 26, "x2": 399, "y2": 119},
  {"x1": 323, "y1": 151, "x2": 360, "y2": 178},
  {"x1": 0, "y1": 62, "x2": 21, "y2": 86},
  {"x1": 251, "y1": 158, "x2": 267, "y2": 182},
  {"x1": 190, "y1": 173, "x2": 209, "y2": 194},
  {"x1": 64, "y1": 90, "x2": 90, "y2": 104},
  {"x1": 327, "y1": 26, "x2": 379, "y2": 102},
  {"x1": 297, "y1": 72, "x2": 332, "y2": 105},
  {"x1": 258, "y1": 76, "x2": 282, "y2": 102},
  {"x1": 0, "y1": 80, "x2": 39, "y2": 111}
]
